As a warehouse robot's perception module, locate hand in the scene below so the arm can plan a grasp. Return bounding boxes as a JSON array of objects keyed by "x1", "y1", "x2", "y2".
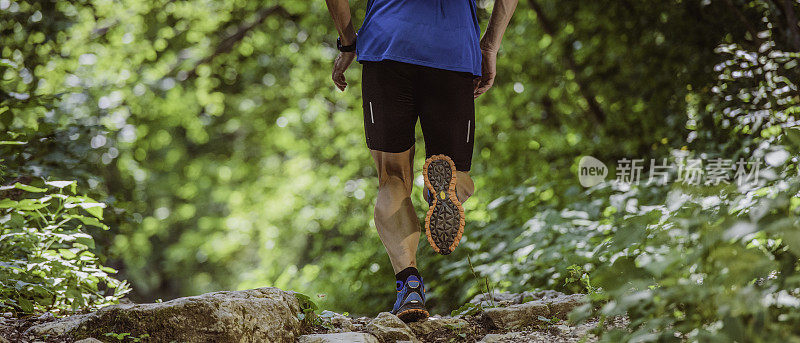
[
  {"x1": 473, "y1": 48, "x2": 497, "y2": 99},
  {"x1": 332, "y1": 51, "x2": 356, "y2": 91}
]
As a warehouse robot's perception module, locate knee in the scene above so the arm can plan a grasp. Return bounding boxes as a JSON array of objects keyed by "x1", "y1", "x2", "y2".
[
  {"x1": 377, "y1": 174, "x2": 412, "y2": 197},
  {"x1": 372, "y1": 149, "x2": 414, "y2": 193},
  {"x1": 374, "y1": 177, "x2": 410, "y2": 221},
  {"x1": 377, "y1": 164, "x2": 413, "y2": 194}
]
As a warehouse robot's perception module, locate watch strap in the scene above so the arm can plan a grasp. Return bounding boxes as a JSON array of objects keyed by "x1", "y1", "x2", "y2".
[{"x1": 337, "y1": 37, "x2": 356, "y2": 52}]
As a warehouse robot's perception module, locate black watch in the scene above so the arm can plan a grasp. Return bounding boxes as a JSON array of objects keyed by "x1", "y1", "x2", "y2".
[{"x1": 337, "y1": 37, "x2": 356, "y2": 52}]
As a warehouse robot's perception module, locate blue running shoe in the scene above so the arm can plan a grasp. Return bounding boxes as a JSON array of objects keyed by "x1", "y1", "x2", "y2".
[{"x1": 391, "y1": 275, "x2": 429, "y2": 322}]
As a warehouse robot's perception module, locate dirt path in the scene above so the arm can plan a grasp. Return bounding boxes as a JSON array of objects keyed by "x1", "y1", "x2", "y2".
[
  {"x1": 300, "y1": 291, "x2": 628, "y2": 343},
  {"x1": 1, "y1": 288, "x2": 626, "y2": 342}
]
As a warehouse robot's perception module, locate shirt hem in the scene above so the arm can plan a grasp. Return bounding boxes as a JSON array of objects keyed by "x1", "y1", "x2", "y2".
[{"x1": 357, "y1": 54, "x2": 481, "y2": 77}]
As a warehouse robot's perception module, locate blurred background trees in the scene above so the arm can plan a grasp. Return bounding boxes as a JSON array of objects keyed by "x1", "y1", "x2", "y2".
[{"x1": 2, "y1": 0, "x2": 799, "y2": 340}]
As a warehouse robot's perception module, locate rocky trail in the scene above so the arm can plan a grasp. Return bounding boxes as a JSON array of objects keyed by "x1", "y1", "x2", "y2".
[{"x1": 0, "y1": 288, "x2": 626, "y2": 343}]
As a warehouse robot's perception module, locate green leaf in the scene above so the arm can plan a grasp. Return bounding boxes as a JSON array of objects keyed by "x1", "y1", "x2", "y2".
[
  {"x1": 64, "y1": 214, "x2": 108, "y2": 229},
  {"x1": 45, "y1": 181, "x2": 76, "y2": 189},
  {"x1": 0, "y1": 199, "x2": 17, "y2": 209},
  {"x1": 74, "y1": 233, "x2": 96, "y2": 249},
  {"x1": 11, "y1": 183, "x2": 47, "y2": 193},
  {"x1": 58, "y1": 249, "x2": 77, "y2": 259},
  {"x1": 450, "y1": 302, "x2": 482, "y2": 317},
  {"x1": 0, "y1": 262, "x2": 23, "y2": 272},
  {"x1": 0, "y1": 58, "x2": 16, "y2": 68},
  {"x1": 78, "y1": 203, "x2": 105, "y2": 219},
  {"x1": 784, "y1": 128, "x2": 800, "y2": 149},
  {"x1": 18, "y1": 297, "x2": 33, "y2": 313},
  {"x1": 13, "y1": 199, "x2": 48, "y2": 211}
]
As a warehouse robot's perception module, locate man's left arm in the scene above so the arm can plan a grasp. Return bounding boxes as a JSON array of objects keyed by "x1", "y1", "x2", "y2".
[{"x1": 474, "y1": 0, "x2": 518, "y2": 98}]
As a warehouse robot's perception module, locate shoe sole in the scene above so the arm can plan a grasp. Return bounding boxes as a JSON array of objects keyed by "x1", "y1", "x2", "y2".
[
  {"x1": 423, "y1": 155, "x2": 465, "y2": 255},
  {"x1": 396, "y1": 308, "x2": 430, "y2": 323}
]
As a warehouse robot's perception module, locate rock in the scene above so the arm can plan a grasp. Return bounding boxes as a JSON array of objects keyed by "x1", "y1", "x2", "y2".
[
  {"x1": 26, "y1": 313, "x2": 89, "y2": 336},
  {"x1": 75, "y1": 339, "x2": 103, "y2": 343},
  {"x1": 470, "y1": 290, "x2": 571, "y2": 307},
  {"x1": 470, "y1": 292, "x2": 524, "y2": 307},
  {"x1": 522, "y1": 290, "x2": 567, "y2": 302},
  {"x1": 408, "y1": 316, "x2": 469, "y2": 336},
  {"x1": 482, "y1": 300, "x2": 550, "y2": 329},
  {"x1": 329, "y1": 312, "x2": 356, "y2": 332},
  {"x1": 555, "y1": 324, "x2": 573, "y2": 333},
  {"x1": 0, "y1": 335, "x2": 10, "y2": 343},
  {"x1": 298, "y1": 332, "x2": 379, "y2": 343},
  {"x1": 36, "y1": 312, "x2": 54, "y2": 321},
  {"x1": 479, "y1": 328, "x2": 598, "y2": 343},
  {"x1": 26, "y1": 287, "x2": 302, "y2": 343},
  {"x1": 547, "y1": 294, "x2": 586, "y2": 320},
  {"x1": 366, "y1": 312, "x2": 419, "y2": 343},
  {"x1": 479, "y1": 333, "x2": 509, "y2": 342}
]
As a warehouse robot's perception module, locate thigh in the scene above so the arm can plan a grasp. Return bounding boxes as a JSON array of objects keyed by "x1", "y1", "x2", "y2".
[
  {"x1": 416, "y1": 67, "x2": 476, "y2": 171},
  {"x1": 361, "y1": 61, "x2": 418, "y2": 153}
]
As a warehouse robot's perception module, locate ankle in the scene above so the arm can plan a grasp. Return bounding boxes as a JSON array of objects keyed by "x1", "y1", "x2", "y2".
[{"x1": 395, "y1": 266, "x2": 421, "y2": 282}]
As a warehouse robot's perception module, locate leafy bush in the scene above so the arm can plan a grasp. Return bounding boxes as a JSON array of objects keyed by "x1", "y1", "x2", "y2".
[
  {"x1": 590, "y1": 180, "x2": 800, "y2": 342},
  {"x1": 440, "y1": 1, "x2": 800, "y2": 341},
  {"x1": 0, "y1": 180, "x2": 129, "y2": 314}
]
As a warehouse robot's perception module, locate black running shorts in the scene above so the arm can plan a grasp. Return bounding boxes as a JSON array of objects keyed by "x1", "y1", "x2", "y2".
[{"x1": 361, "y1": 60, "x2": 476, "y2": 171}]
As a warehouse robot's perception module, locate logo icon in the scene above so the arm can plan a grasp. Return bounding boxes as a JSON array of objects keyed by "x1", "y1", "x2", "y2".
[{"x1": 578, "y1": 156, "x2": 607, "y2": 187}]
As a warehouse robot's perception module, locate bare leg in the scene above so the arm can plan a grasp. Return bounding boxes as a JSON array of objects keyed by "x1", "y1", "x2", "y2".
[
  {"x1": 371, "y1": 146, "x2": 419, "y2": 274},
  {"x1": 454, "y1": 171, "x2": 475, "y2": 203},
  {"x1": 424, "y1": 170, "x2": 475, "y2": 204}
]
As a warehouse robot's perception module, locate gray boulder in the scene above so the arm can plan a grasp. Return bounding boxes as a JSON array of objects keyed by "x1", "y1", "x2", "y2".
[
  {"x1": 408, "y1": 316, "x2": 469, "y2": 337},
  {"x1": 324, "y1": 311, "x2": 356, "y2": 332},
  {"x1": 523, "y1": 290, "x2": 568, "y2": 302},
  {"x1": 547, "y1": 294, "x2": 587, "y2": 320},
  {"x1": 366, "y1": 312, "x2": 419, "y2": 343},
  {"x1": 298, "y1": 332, "x2": 379, "y2": 343},
  {"x1": 482, "y1": 300, "x2": 550, "y2": 329},
  {"x1": 470, "y1": 290, "x2": 568, "y2": 307},
  {"x1": 27, "y1": 287, "x2": 302, "y2": 343}
]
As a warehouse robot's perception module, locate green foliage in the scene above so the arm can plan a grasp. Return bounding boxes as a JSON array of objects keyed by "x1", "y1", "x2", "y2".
[
  {"x1": 450, "y1": 302, "x2": 484, "y2": 317},
  {"x1": 294, "y1": 292, "x2": 321, "y2": 328},
  {"x1": 105, "y1": 332, "x2": 150, "y2": 342},
  {"x1": 564, "y1": 265, "x2": 597, "y2": 297},
  {"x1": 580, "y1": 176, "x2": 800, "y2": 342},
  {"x1": 3, "y1": 0, "x2": 800, "y2": 340},
  {"x1": 0, "y1": 181, "x2": 129, "y2": 314}
]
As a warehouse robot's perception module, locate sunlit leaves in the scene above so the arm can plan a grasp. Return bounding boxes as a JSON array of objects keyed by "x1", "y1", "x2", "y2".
[{"x1": 0, "y1": 182, "x2": 128, "y2": 314}]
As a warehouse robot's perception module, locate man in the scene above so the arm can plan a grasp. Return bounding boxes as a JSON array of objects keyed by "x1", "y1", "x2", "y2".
[{"x1": 324, "y1": 0, "x2": 517, "y2": 322}]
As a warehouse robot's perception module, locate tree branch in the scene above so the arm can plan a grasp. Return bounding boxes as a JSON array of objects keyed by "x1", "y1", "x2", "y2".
[
  {"x1": 528, "y1": 0, "x2": 606, "y2": 124},
  {"x1": 189, "y1": 5, "x2": 297, "y2": 77},
  {"x1": 723, "y1": 0, "x2": 765, "y2": 46},
  {"x1": 779, "y1": 0, "x2": 800, "y2": 51}
]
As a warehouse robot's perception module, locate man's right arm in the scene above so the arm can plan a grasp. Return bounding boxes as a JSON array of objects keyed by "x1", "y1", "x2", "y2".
[
  {"x1": 325, "y1": 0, "x2": 357, "y2": 46},
  {"x1": 325, "y1": 0, "x2": 358, "y2": 91}
]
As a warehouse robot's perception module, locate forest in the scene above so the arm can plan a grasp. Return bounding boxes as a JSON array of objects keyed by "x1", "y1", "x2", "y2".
[{"x1": 2, "y1": 0, "x2": 800, "y2": 341}]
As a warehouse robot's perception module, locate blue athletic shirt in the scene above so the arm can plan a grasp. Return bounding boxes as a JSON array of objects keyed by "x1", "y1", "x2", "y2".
[{"x1": 356, "y1": 0, "x2": 482, "y2": 76}]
